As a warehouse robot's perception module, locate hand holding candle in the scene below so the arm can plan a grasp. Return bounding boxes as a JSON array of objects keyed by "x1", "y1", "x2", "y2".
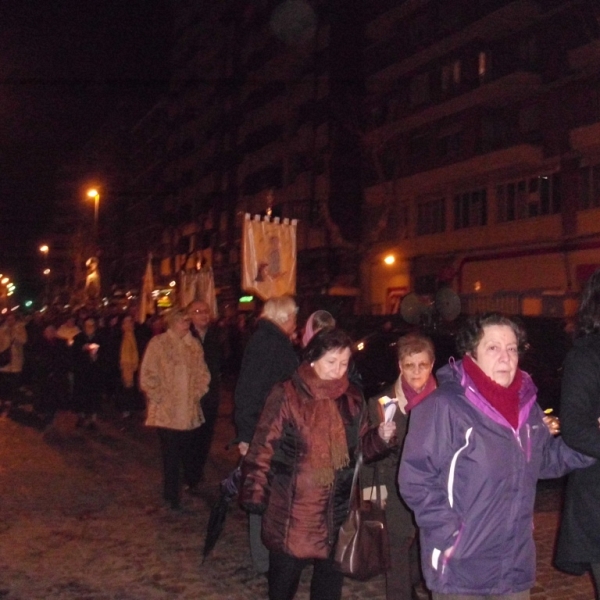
[{"x1": 378, "y1": 395, "x2": 398, "y2": 423}]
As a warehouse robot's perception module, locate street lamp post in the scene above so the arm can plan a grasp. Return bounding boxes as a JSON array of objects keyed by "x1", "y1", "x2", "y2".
[
  {"x1": 86, "y1": 189, "x2": 100, "y2": 256},
  {"x1": 43, "y1": 268, "x2": 51, "y2": 305},
  {"x1": 39, "y1": 245, "x2": 50, "y2": 305}
]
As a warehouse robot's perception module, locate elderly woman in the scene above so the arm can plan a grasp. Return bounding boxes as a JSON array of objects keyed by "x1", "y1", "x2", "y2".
[
  {"x1": 555, "y1": 269, "x2": 600, "y2": 596},
  {"x1": 399, "y1": 312, "x2": 594, "y2": 600},
  {"x1": 140, "y1": 308, "x2": 210, "y2": 511},
  {"x1": 301, "y1": 309, "x2": 336, "y2": 347},
  {"x1": 241, "y1": 328, "x2": 395, "y2": 600},
  {"x1": 116, "y1": 314, "x2": 142, "y2": 424},
  {"x1": 366, "y1": 332, "x2": 436, "y2": 600}
]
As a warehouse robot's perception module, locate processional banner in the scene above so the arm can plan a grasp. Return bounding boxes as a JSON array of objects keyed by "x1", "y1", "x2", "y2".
[
  {"x1": 242, "y1": 213, "x2": 297, "y2": 300},
  {"x1": 138, "y1": 254, "x2": 155, "y2": 323},
  {"x1": 179, "y1": 267, "x2": 218, "y2": 318}
]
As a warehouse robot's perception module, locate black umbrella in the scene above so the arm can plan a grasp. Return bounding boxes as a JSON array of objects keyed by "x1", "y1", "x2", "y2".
[{"x1": 202, "y1": 464, "x2": 242, "y2": 562}]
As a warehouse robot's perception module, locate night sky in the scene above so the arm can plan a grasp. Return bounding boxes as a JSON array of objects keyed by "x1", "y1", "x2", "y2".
[{"x1": 0, "y1": 0, "x2": 172, "y2": 298}]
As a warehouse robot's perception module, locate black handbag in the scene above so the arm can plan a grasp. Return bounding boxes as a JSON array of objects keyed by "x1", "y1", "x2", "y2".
[{"x1": 334, "y1": 452, "x2": 390, "y2": 580}]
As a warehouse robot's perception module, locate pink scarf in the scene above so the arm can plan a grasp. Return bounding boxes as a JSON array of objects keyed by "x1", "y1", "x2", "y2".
[
  {"x1": 402, "y1": 374, "x2": 437, "y2": 412},
  {"x1": 463, "y1": 354, "x2": 522, "y2": 428}
]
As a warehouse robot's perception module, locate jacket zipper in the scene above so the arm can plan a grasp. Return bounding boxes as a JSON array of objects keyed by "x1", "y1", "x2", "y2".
[{"x1": 448, "y1": 427, "x2": 473, "y2": 508}]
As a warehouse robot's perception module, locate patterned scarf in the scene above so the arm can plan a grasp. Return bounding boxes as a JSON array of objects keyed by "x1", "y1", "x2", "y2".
[
  {"x1": 297, "y1": 361, "x2": 350, "y2": 487},
  {"x1": 120, "y1": 330, "x2": 139, "y2": 389},
  {"x1": 463, "y1": 354, "x2": 522, "y2": 428}
]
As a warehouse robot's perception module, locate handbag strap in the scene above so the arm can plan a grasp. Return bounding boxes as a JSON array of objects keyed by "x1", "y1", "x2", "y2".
[{"x1": 348, "y1": 451, "x2": 363, "y2": 508}]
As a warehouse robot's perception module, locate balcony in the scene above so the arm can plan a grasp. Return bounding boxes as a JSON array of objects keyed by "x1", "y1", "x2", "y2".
[
  {"x1": 366, "y1": 0, "x2": 541, "y2": 83},
  {"x1": 570, "y1": 122, "x2": 600, "y2": 154},
  {"x1": 367, "y1": 70, "x2": 541, "y2": 146}
]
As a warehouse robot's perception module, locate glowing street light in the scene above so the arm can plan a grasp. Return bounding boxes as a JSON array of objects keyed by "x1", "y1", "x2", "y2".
[
  {"x1": 43, "y1": 268, "x2": 51, "y2": 276},
  {"x1": 39, "y1": 244, "x2": 49, "y2": 255},
  {"x1": 383, "y1": 254, "x2": 396, "y2": 265}
]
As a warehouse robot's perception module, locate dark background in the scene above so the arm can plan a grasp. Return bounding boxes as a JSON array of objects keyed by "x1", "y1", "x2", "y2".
[{"x1": 0, "y1": 0, "x2": 173, "y2": 298}]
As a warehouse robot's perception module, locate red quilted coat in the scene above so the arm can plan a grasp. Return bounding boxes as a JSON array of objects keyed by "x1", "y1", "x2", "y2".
[{"x1": 240, "y1": 368, "x2": 390, "y2": 560}]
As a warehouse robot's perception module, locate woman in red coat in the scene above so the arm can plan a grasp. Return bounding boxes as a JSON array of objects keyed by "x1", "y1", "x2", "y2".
[{"x1": 241, "y1": 328, "x2": 395, "y2": 600}]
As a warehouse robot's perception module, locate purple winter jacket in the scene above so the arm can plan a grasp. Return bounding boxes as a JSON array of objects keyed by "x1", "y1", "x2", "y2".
[{"x1": 399, "y1": 359, "x2": 594, "y2": 596}]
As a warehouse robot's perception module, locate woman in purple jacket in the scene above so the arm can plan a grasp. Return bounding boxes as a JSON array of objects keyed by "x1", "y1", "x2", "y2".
[{"x1": 399, "y1": 313, "x2": 593, "y2": 600}]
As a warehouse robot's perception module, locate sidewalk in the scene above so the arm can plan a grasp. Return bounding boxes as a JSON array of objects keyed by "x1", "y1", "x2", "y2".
[{"x1": 0, "y1": 393, "x2": 595, "y2": 599}]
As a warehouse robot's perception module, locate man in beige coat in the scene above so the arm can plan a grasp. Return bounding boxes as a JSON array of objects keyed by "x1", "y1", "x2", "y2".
[{"x1": 140, "y1": 308, "x2": 210, "y2": 510}]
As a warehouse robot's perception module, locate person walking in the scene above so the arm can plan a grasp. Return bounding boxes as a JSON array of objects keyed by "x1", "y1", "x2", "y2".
[
  {"x1": 555, "y1": 269, "x2": 600, "y2": 597},
  {"x1": 72, "y1": 317, "x2": 103, "y2": 430},
  {"x1": 366, "y1": 332, "x2": 436, "y2": 600},
  {"x1": 241, "y1": 328, "x2": 396, "y2": 600},
  {"x1": 32, "y1": 324, "x2": 70, "y2": 428},
  {"x1": 0, "y1": 313, "x2": 27, "y2": 414},
  {"x1": 116, "y1": 314, "x2": 142, "y2": 426},
  {"x1": 301, "y1": 310, "x2": 335, "y2": 347},
  {"x1": 399, "y1": 313, "x2": 594, "y2": 600},
  {"x1": 140, "y1": 308, "x2": 210, "y2": 511},
  {"x1": 187, "y1": 299, "x2": 221, "y2": 489},
  {"x1": 234, "y1": 295, "x2": 299, "y2": 575}
]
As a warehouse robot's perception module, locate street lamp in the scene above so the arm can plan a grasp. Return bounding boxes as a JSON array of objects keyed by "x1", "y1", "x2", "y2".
[
  {"x1": 39, "y1": 244, "x2": 50, "y2": 305},
  {"x1": 87, "y1": 188, "x2": 100, "y2": 254}
]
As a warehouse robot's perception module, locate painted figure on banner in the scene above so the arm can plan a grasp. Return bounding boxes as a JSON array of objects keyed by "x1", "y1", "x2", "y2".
[{"x1": 242, "y1": 215, "x2": 297, "y2": 300}]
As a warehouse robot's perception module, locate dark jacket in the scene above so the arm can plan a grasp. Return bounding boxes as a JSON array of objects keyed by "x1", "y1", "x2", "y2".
[
  {"x1": 72, "y1": 330, "x2": 103, "y2": 397},
  {"x1": 191, "y1": 324, "x2": 221, "y2": 410},
  {"x1": 234, "y1": 318, "x2": 298, "y2": 444},
  {"x1": 240, "y1": 369, "x2": 389, "y2": 560},
  {"x1": 556, "y1": 334, "x2": 600, "y2": 574},
  {"x1": 33, "y1": 336, "x2": 71, "y2": 410},
  {"x1": 365, "y1": 385, "x2": 415, "y2": 540},
  {"x1": 399, "y1": 359, "x2": 593, "y2": 596}
]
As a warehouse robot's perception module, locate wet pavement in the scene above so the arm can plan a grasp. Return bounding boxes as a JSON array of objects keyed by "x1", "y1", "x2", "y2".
[{"x1": 0, "y1": 386, "x2": 595, "y2": 599}]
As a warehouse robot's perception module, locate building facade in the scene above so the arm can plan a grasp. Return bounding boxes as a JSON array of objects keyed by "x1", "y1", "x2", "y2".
[
  {"x1": 361, "y1": 0, "x2": 600, "y2": 316},
  {"x1": 154, "y1": 0, "x2": 365, "y2": 315},
  {"x1": 75, "y1": 0, "x2": 600, "y2": 319}
]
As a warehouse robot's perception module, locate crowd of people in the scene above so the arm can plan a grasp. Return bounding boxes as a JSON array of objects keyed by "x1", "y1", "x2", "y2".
[
  {"x1": 3, "y1": 279, "x2": 600, "y2": 600},
  {"x1": 0, "y1": 303, "x2": 252, "y2": 427}
]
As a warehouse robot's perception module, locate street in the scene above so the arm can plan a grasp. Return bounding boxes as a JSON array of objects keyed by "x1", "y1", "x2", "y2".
[{"x1": 0, "y1": 385, "x2": 595, "y2": 600}]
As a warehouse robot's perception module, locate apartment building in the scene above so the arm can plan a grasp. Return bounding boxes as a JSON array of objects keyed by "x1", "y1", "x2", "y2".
[
  {"x1": 160, "y1": 0, "x2": 364, "y2": 313},
  {"x1": 361, "y1": 0, "x2": 600, "y2": 316}
]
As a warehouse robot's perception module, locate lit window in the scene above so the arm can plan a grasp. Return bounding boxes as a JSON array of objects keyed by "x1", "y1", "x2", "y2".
[
  {"x1": 453, "y1": 189, "x2": 487, "y2": 230},
  {"x1": 497, "y1": 175, "x2": 561, "y2": 222}
]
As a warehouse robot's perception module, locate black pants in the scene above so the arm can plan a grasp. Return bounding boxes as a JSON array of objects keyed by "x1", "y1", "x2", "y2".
[
  {"x1": 0, "y1": 372, "x2": 20, "y2": 405},
  {"x1": 386, "y1": 535, "x2": 421, "y2": 600},
  {"x1": 116, "y1": 383, "x2": 142, "y2": 413},
  {"x1": 35, "y1": 374, "x2": 68, "y2": 418},
  {"x1": 195, "y1": 393, "x2": 220, "y2": 478},
  {"x1": 157, "y1": 427, "x2": 203, "y2": 508},
  {"x1": 268, "y1": 550, "x2": 344, "y2": 600}
]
